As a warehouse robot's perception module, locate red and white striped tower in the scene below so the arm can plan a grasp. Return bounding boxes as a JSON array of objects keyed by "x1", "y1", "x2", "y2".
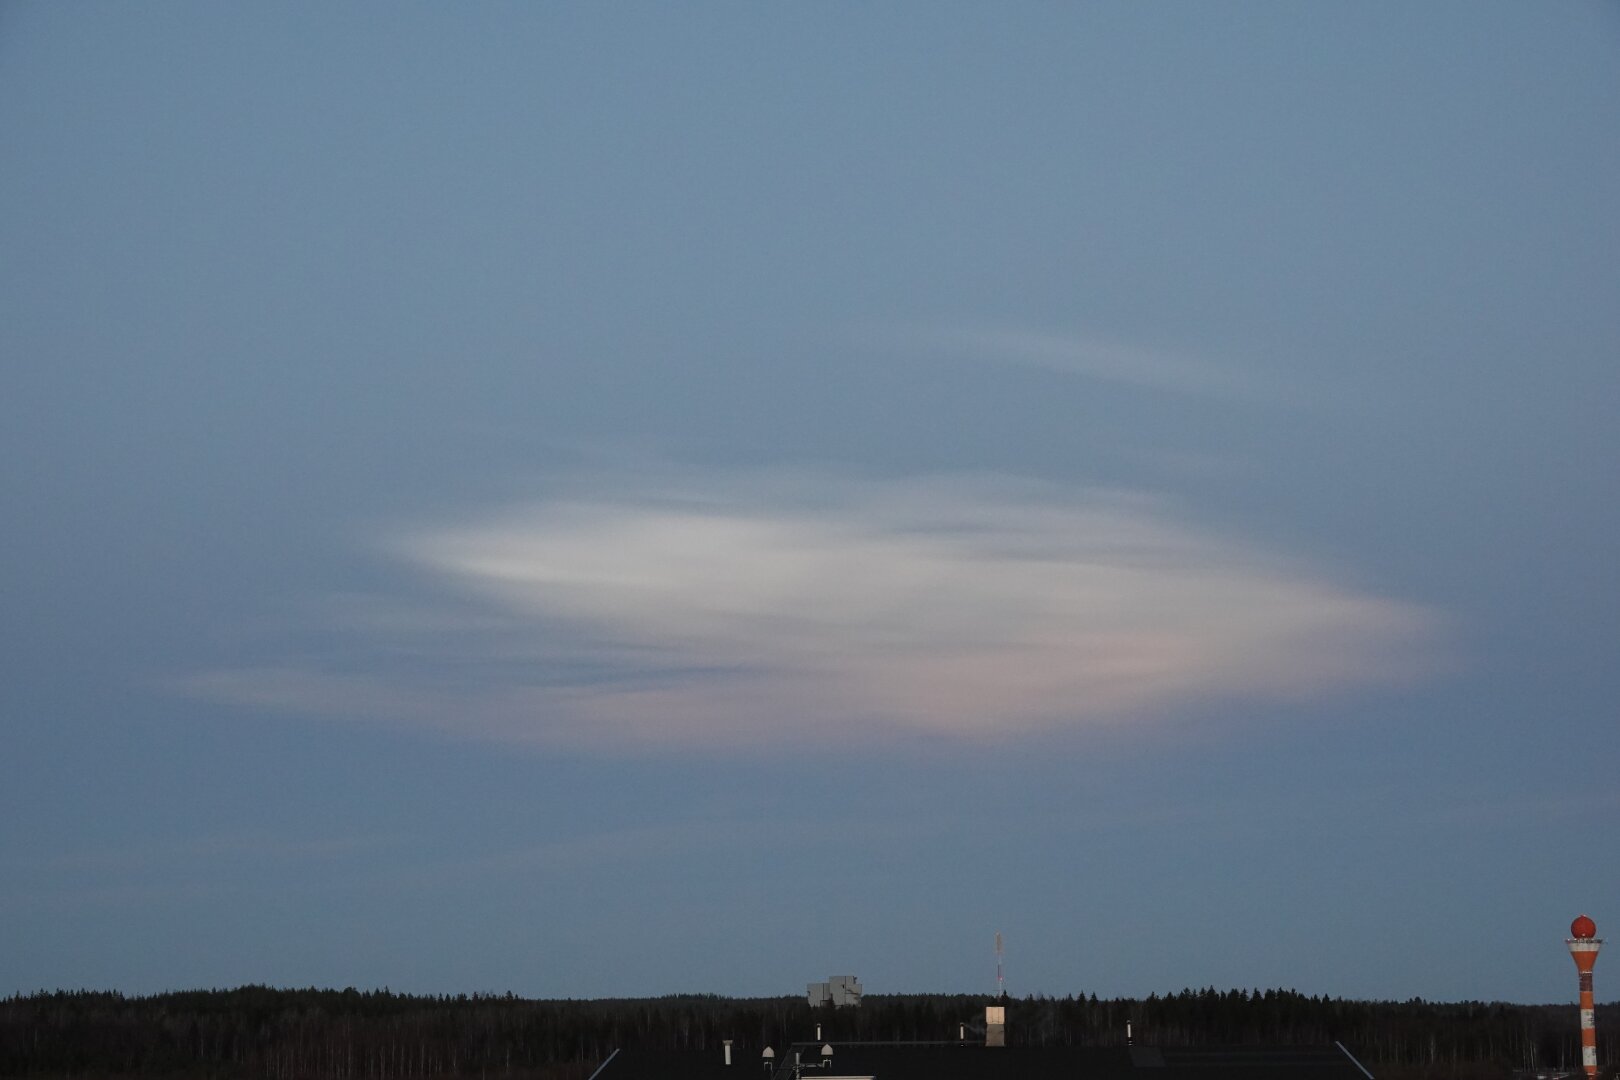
[{"x1": 1567, "y1": 915, "x2": 1602, "y2": 1080}]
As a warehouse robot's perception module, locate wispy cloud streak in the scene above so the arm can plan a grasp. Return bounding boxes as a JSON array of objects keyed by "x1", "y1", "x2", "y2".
[
  {"x1": 889, "y1": 324, "x2": 1278, "y2": 401},
  {"x1": 180, "y1": 472, "x2": 1441, "y2": 751}
]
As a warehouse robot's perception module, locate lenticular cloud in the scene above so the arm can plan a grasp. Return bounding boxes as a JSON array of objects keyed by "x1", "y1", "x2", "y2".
[
  {"x1": 337, "y1": 473, "x2": 1436, "y2": 748},
  {"x1": 179, "y1": 474, "x2": 1439, "y2": 749}
]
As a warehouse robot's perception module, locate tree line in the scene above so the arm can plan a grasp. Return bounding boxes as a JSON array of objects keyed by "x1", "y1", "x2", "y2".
[{"x1": 0, "y1": 986, "x2": 1613, "y2": 1080}]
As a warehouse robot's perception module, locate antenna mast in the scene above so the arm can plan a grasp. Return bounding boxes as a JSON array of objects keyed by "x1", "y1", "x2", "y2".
[{"x1": 994, "y1": 932, "x2": 1005, "y2": 999}]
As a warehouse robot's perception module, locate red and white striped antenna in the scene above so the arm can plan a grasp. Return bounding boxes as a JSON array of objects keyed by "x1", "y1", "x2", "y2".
[{"x1": 1567, "y1": 915, "x2": 1602, "y2": 1080}]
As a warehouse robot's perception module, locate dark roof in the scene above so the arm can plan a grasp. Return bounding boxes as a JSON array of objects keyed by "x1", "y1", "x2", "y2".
[{"x1": 599, "y1": 1044, "x2": 1371, "y2": 1080}]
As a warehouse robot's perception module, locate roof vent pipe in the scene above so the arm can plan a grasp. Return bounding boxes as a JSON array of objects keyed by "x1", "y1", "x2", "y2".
[{"x1": 724, "y1": 1041, "x2": 733, "y2": 1066}]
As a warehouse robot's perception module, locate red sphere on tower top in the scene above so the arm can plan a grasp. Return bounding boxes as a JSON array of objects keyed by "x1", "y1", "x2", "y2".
[{"x1": 1571, "y1": 915, "x2": 1597, "y2": 940}]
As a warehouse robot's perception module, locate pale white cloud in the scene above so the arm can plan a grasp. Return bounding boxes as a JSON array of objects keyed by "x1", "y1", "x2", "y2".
[{"x1": 179, "y1": 472, "x2": 1442, "y2": 751}]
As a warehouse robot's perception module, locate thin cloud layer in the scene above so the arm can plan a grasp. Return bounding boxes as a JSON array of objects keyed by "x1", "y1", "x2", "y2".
[
  {"x1": 182, "y1": 474, "x2": 1441, "y2": 751},
  {"x1": 889, "y1": 325, "x2": 1276, "y2": 401}
]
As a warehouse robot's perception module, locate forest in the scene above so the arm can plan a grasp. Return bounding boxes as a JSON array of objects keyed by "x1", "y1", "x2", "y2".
[{"x1": 0, "y1": 986, "x2": 1613, "y2": 1080}]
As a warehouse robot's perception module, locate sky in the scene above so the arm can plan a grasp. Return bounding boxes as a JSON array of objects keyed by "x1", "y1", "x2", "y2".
[{"x1": 2, "y1": 2, "x2": 1618, "y2": 1005}]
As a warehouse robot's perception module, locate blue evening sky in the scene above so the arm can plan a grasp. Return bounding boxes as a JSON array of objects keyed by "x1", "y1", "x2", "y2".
[{"x1": 3, "y1": 3, "x2": 1617, "y2": 1003}]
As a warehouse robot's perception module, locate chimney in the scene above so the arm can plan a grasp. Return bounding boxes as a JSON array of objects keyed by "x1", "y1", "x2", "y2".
[
  {"x1": 985, "y1": 1005, "x2": 1006, "y2": 1048},
  {"x1": 724, "y1": 1041, "x2": 733, "y2": 1067}
]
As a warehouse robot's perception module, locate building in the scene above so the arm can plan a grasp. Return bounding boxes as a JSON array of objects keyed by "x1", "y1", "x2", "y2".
[
  {"x1": 598, "y1": 1042, "x2": 1373, "y2": 1080},
  {"x1": 807, "y1": 976, "x2": 863, "y2": 1009},
  {"x1": 595, "y1": 1001, "x2": 1372, "y2": 1080}
]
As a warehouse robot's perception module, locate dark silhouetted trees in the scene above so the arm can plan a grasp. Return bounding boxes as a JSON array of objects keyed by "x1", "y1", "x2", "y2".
[{"x1": 0, "y1": 987, "x2": 1613, "y2": 1079}]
